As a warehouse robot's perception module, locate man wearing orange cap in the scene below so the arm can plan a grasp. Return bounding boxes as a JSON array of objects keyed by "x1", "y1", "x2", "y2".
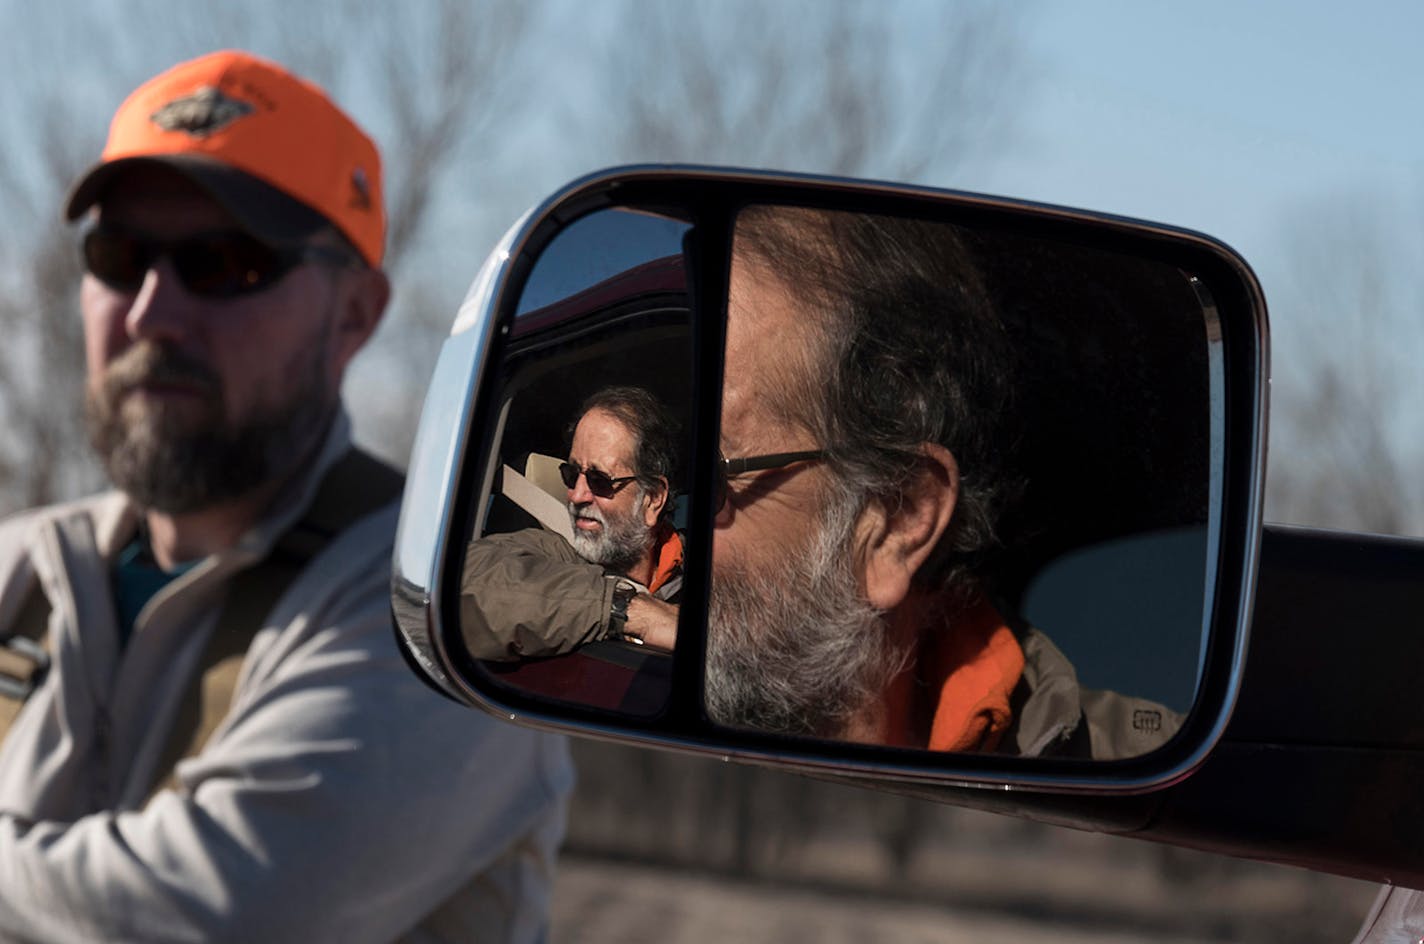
[{"x1": 0, "y1": 51, "x2": 570, "y2": 942}]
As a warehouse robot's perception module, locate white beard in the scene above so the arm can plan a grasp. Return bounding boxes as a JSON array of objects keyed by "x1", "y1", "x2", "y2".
[
  {"x1": 567, "y1": 490, "x2": 652, "y2": 574},
  {"x1": 704, "y1": 500, "x2": 908, "y2": 739}
]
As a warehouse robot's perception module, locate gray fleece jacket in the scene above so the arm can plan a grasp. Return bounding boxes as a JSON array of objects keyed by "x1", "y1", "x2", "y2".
[{"x1": 0, "y1": 413, "x2": 572, "y2": 944}]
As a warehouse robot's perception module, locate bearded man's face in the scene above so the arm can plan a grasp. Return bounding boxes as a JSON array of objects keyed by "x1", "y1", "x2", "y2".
[
  {"x1": 79, "y1": 168, "x2": 346, "y2": 513},
  {"x1": 564, "y1": 408, "x2": 658, "y2": 575}
]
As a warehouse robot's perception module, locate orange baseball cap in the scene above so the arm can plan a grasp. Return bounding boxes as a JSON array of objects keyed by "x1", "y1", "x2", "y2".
[{"x1": 65, "y1": 50, "x2": 385, "y2": 267}]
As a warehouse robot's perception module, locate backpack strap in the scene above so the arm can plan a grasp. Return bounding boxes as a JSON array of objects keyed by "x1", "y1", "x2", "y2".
[
  {"x1": 0, "y1": 586, "x2": 53, "y2": 740},
  {"x1": 148, "y1": 449, "x2": 405, "y2": 797}
]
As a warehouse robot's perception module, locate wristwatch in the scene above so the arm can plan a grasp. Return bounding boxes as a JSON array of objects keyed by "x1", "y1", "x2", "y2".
[{"x1": 607, "y1": 578, "x2": 642, "y2": 644}]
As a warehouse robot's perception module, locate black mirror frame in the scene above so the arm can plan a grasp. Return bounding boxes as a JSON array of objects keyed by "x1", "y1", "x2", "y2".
[{"x1": 391, "y1": 165, "x2": 1270, "y2": 796}]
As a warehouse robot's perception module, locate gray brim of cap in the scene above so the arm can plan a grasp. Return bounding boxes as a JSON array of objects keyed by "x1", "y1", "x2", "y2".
[{"x1": 64, "y1": 154, "x2": 329, "y2": 245}]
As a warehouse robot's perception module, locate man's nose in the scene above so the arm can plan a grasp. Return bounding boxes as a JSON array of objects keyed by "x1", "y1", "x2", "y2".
[
  {"x1": 567, "y1": 473, "x2": 594, "y2": 505},
  {"x1": 123, "y1": 258, "x2": 198, "y2": 345}
]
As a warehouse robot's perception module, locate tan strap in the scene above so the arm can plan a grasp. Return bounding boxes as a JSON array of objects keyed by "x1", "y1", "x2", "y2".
[
  {"x1": 148, "y1": 550, "x2": 307, "y2": 795},
  {"x1": 146, "y1": 449, "x2": 405, "y2": 798},
  {"x1": 0, "y1": 586, "x2": 53, "y2": 739}
]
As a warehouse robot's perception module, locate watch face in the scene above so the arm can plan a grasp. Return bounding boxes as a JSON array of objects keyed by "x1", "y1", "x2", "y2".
[{"x1": 610, "y1": 582, "x2": 635, "y2": 619}]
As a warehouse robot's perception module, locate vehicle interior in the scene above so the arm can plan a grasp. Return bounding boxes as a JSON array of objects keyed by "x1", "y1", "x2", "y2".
[{"x1": 471, "y1": 253, "x2": 692, "y2": 715}]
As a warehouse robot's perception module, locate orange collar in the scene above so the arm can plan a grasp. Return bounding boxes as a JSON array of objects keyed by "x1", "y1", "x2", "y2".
[
  {"x1": 922, "y1": 598, "x2": 1025, "y2": 752},
  {"x1": 647, "y1": 526, "x2": 683, "y2": 594}
]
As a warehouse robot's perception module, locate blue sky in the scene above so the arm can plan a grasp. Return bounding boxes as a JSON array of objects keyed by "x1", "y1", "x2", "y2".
[
  {"x1": 937, "y1": 1, "x2": 1424, "y2": 531},
  {"x1": 987, "y1": 2, "x2": 1420, "y2": 242}
]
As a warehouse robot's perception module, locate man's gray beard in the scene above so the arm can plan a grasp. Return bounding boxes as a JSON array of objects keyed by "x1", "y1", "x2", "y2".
[
  {"x1": 84, "y1": 341, "x2": 333, "y2": 515},
  {"x1": 567, "y1": 486, "x2": 652, "y2": 575},
  {"x1": 705, "y1": 498, "x2": 910, "y2": 739}
]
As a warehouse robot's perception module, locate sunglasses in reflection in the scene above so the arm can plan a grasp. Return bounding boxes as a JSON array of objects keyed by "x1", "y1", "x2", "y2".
[
  {"x1": 560, "y1": 451, "x2": 828, "y2": 506},
  {"x1": 717, "y1": 450, "x2": 828, "y2": 512},
  {"x1": 81, "y1": 225, "x2": 359, "y2": 299},
  {"x1": 558, "y1": 462, "x2": 639, "y2": 498}
]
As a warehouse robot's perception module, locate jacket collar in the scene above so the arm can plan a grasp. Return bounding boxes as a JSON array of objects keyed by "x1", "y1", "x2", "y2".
[
  {"x1": 921, "y1": 597, "x2": 1026, "y2": 752},
  {"x1": 647, "y1": 523, "x2": 684, "y2": 594}
]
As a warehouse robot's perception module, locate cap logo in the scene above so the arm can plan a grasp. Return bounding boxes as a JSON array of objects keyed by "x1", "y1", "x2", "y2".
[{"x1": 150, "y1": 86, "x2": 255, "y2": 138}]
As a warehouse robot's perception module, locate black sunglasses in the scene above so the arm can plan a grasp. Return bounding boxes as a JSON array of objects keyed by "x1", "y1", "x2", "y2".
[
  {"x1": 717, "y1": 449, "x2": 828, "y2": 511},
  {"x1": 559, "y1": 462, "x2": 639, "y2": 499},
  {"x1": 81, "y1": 225, "x2": 358, "y2": 299}
]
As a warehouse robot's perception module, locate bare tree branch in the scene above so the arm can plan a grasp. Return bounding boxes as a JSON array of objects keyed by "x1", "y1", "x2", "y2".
[
  {"x1": 1266, "y1": 191, "x2": 1424, "y2": 534},
  {"x1": 602, "y1": 0, "x2": 1032, "y2": 182}
]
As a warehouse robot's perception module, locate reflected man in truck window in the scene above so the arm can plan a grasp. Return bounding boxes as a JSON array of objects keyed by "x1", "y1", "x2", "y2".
[
  {"x1": 709, "y1": 206, "x2": 1181, "y2": 759},
  {"x1": 463, "y1": 385, "x2": 682, "y2": 658}
]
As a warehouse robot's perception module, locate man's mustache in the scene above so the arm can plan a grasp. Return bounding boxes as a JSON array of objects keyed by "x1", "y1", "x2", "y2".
[
  {"x1": 569, "y1": 501, "x2": 605, "y2": 526},
  {"x1": 101, "y1": 343, "x2": 220, "y2": 401}
]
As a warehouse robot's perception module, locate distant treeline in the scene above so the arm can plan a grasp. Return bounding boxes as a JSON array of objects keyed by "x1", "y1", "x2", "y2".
[{"x1": 563, "y1": 740, "x2": 1376, "y2": 943}]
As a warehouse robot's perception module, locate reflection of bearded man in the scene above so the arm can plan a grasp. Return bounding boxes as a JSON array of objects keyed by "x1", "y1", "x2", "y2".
[
  {"x1": 706, "y1": 493, "x2": 905, "y2": 739},
  {"x1": 85, "y1": 339, "x2": 332, "y2": 514},
  {"x1": 707, "y1": 205, "x2": 1012, "y2": 749},
  {"x1": 567, "y1": 487, "x2": 657, "y2": 575}
]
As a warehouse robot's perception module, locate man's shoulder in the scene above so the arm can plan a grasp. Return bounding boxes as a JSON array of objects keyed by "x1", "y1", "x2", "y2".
[
  {"x1": 270, "y1": 497, "x2": 400, "y2": 614},
  {"x1": 474, "y1": 526, "x2": 581, "y2": 560},
  {"x1": 1077, "y1": 686, "x2": 1185, "y2": 759},
  {"x1": 1015, "y1": 626, "x2": 1185, "y2": 760},
  {"x1": 262, "y1": 446, "x2": 404, "y2": 585}
]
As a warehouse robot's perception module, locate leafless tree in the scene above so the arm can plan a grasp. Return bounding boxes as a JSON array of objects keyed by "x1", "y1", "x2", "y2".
[
  {"x1": 599, "y1": 0, "x2": 1033, "y2": 182},
  {"x1": 0, "y1": 0, "x2": 539, "y2": 512},
  {"x1": 1264, "y1": 190, "x2": 1424, "y2": 536},
  {"x1": 0, "y1": 76, "x2": 109, "y2": 507}
]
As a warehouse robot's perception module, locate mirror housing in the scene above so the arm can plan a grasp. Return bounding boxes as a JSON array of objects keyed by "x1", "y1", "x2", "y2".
[{"x1": 392, "y1": 166, "x2": 1268, "y2": 796}]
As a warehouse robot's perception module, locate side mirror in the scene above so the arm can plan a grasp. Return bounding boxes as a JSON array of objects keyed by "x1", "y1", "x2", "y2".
[{"x1": 393, "y1": 166, "x2": 1267, "y2": 794}]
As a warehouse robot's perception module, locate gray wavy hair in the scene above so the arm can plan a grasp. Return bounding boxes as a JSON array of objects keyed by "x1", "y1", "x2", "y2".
[{"x1": 733, "y1": 205, "x2": 1015, "y2": 596}]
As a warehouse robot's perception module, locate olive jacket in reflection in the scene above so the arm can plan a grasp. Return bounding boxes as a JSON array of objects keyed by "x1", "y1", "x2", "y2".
[
  {"x1": 0, "y1": 413, "x2": 573, "y2": 944},
  {"x1": 927, "y1": 596, "x2": 1183, "y2": 760},
  {"x1": 1005, "y1": 627, "x2": 1185, "y2": 759},
  {"x1": 460, "y1": 525, "x2": 683, "y2": 661}
]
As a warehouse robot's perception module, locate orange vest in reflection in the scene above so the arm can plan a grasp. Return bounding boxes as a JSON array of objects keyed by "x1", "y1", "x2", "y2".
[
  {"x1": 922, "y1": 598, "x2": 1025, "y2": 752},
  {"x1": 648, "y1": 526, "x2": 683, "y2": 596}
]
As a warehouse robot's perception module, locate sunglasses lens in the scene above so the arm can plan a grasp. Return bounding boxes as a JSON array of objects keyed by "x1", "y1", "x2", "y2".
[
  {"x1": 559, "y1": 463, "x2": 624, "y2": 497},
  {"x1": 172, "y1": 234, "x2": 285, "y2": 297},
  {"x1": 584, "y1": 470, "x2": 616, "y2": 498},
  {"x1": 82, "y1": 229, "x2": 149, "y2": 291},
  {"x1": 82, "y1": 228, "x2": 295, "y2": 298}
]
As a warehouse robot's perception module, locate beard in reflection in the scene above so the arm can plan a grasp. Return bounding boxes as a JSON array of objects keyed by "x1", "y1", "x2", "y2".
[
  {"x1": 705, "y1": 497, "x2": 910, "y2": 739},
  {"x1": 84, "y1": 340, "x2": 332, "y2": 514},
  {"x1": 567, "y1": 486, "x2": 653, "y2": 576}
]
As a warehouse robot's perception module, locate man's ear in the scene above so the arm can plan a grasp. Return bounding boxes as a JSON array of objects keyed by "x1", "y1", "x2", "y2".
[
  {"x1": 856, "y1": 444, "x2": 959, "y2": 610},
  {"x1": 642, "y1": 477, "x2": 670, "y2": 527},
  {"x1": 330, "y1": 267, "x2": 390, "y2": 376}
]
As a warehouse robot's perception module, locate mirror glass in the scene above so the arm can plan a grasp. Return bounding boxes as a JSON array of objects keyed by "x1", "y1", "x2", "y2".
[
  {"x1": 455, "y1": 207, "x2": 693, "y2": 716},
  {"x1": 706, "y1": 205, "x2": 1215, "y2": 759},
  {"x1": 447, "y1": 195, "x2": 1222, "y2": 761}
]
